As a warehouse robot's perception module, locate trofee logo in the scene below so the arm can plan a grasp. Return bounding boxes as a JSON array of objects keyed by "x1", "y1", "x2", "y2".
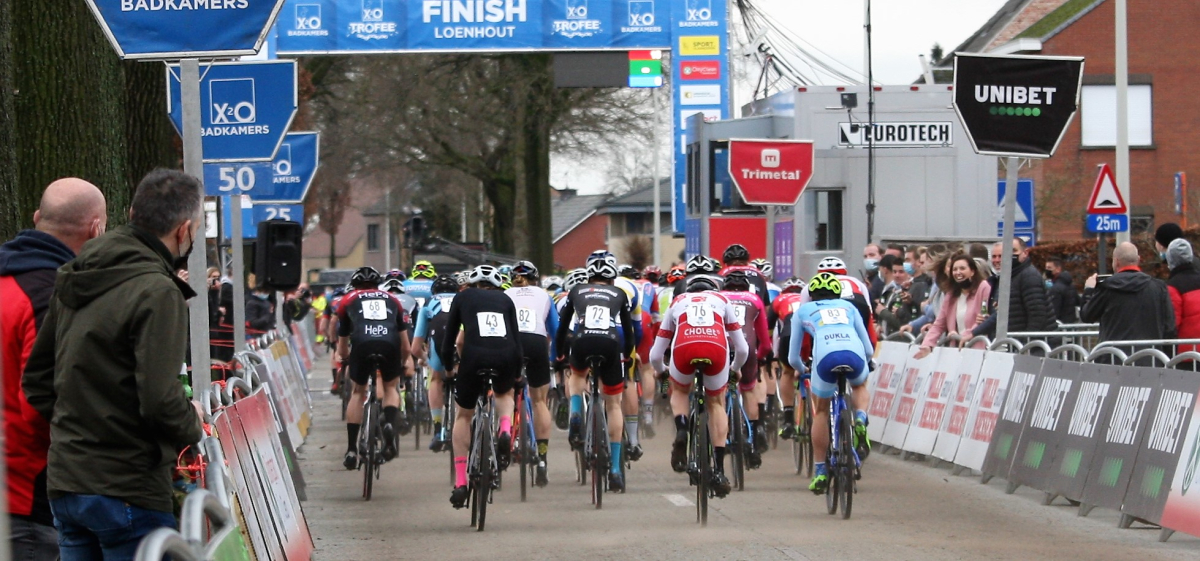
[
  {"x1": 363, "y1": 0, "x2": 383, "y2": 22},
  {"x1": 296, "y1": 4, "x2": 322, "y2": 29},
  {"x1": 761, "y1": 149, "x2": 780, "y2": 168},
  {"x1": 686, "y1": 0, "x2": 711, "y2": 21},
  {"x1": 628, "y1": 0, "x2": 654, "y2": 26},
  {"x1": 209, "y1": 78, "x2": 256, "y2": 125}
]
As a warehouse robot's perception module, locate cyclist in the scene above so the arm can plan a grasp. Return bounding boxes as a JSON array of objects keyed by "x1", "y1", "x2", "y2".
[
  {"x1": 440, "y1": 265, "x2": 524, "y2": 509},
  {"x1": 719, "y1": 244, "x2": 772, "y2": 307},
  {"x1": 554, "y1": 255, "x2": 635, "y2": 492},
  {"x1": 751, "y1": 258, "x2": 781, "y2": 431},
  {"x1": 751, "y1": 258, "x2": 782, "y2": 301},
  {"x1": 720, "y1": 270, "x2": 771, "y2": 467},
  {"x1": 789, "y1": 273, "x2": 873, "y2": 494},
  {"x1": 800, "y1": 256, "x2": 879, "y2": 349},
  {"x1": 673, "y1": 255, "x2": 723, "y2": 299},
  {"x1": 505, "y1": 260, "x2": 559, "y2": 486},
  {"x1": 337, "y1": 267, "x2": 412, "y2": 468},
  {"x1": 411, "y1": 275, "x2": 460, "y2": 452},
  {"x1": 405, "y1": 260, "x2": 438, "y2": 309},
  {"x1": 770, "y1": 277, "x2": 807, "y2": 440},
  {"x1": 637, "y1": 266, "x2": 662, "y2": 433},
  {"x1": 324, "y1": 286, "x2": 348, "y2": 392},
  {"x1": 649, "y1": 275, "x2": 749, "y2": 498},
  {"x1": 614, "y1": 263, "x2": 647, "y2": 459}
]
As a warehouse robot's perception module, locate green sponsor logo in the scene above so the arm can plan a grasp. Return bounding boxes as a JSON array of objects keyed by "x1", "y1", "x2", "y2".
[
  {"x1": 995, "y1": 433, "x2": 1013, "y2": 460},
  {"x1": 1141, "y1": 466, "x2": 1165, "y2": 500},
  {"x1": 988, "y1": 106, "x2": 1043, "y2": 117},
  {"x1": 1023, "y1": 441, "x2": 1046, "y2": 469},
  {"x1": 1100, "y1": 457, "x2": 1123, "y2": 487},
  {"x1": 1060, "y1": 448, "x2": 1083, "y2": 478}
]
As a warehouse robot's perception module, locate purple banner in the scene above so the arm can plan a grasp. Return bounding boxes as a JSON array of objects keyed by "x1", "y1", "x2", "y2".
[{"x1": 774, "y1": 220, "x2": 793, "y2": 279}]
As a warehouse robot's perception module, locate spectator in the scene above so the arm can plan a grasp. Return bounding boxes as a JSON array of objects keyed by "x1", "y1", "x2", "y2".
[
  {"x1": 246, "y1": 281, "x2": 276, "y2": 332},
  {"x1": 876, "y1": 255, "x2": 929, "y2": 335},
  {"x1": 1165, "y1": 239, "x2": 1200, "y2": 353},
  {"x1": 284, "y1": 288, "x2": 313, "y2": 328},
  {"x1": 862, "y1": 243, "x2": 883, "y2": 302},
  {"x1": 975, "y1": 238, "x2": 1053, "y2": 337},
  {"x1": 1155, "y1": 222, "x2": 1184, "y2": 258},
  {"x1": 901, "y1": 252, "x2": 952, "y2": 334},
  {"x1": 1, "y1": 178, "x2": 106, "y2": 561},
  {"x1": 914, "y1": 253, "x2": 992, "y2": 357},
  {"x1": 885, "y1": 244, "x2": 904, "y2": 259},
  {"x1": 874, "y1": 254, "x2": 901, "y2": 333},
  {"x1": 1081, "y1": 242, "x2": 1175, "y2": 342},
  {"x1": 1044, "y1": 258, "x2": 1079, "y2": 324},
  {"x1": 22, "y1": 169, "x2": 204, "y2": 559}
]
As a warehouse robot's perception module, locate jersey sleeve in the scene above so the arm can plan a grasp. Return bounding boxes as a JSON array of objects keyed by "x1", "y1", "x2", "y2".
[
  {"x1": 656, "y1": 304, "x2": 677, "y2": 339},
  {"x1": 723, "y1": 300, "x2": 742, "y2": 332},
  {"x1": 545, "y1": 293, "x2": 560, "y2": 358},
  {"x1": 336, "y1": 293, "x2": 356, "y2": 338},
  {"x1": 413, "y1": 304, "x2": 432, "y2": 338},
  {"x1": 851, "y1": 304, "x2": 874, "y2": 357}
]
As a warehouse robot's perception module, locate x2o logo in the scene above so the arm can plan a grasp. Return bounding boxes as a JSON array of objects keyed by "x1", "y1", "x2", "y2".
[
  {"x1": 362, "y1": 0, "x2": 383, "y2": 22},
  {"x1": 209, "y1": 78, "x2": 256, "y2": 125},
  {"x1": 628, "y1": 0, "x2": 654, "y2": 26},
  {"x1": 295, "y1": 4, "x2": 321, "y2": 29},
  {"x1": 566, "y1": 0, "x2": 587, "y2": 19},
  {"x1": 685, "y1": 0, "x2": 711, "y2": 21}
]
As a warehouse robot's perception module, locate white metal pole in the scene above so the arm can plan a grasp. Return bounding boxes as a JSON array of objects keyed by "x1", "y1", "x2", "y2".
[
  {"x1": 230, "y1": 194, "x2": 246, "y2": 354},
  {"x1": 996, "y1": 157, "x2": 1020, "y2": 340},
  {"x1": 181, "y1": 58, "x2": 212, "y2": 392},
  {"x1": 1114, "y1": 0, "x2": 1131, "y2": 244},
  {"x1": 461, "y1": 197, "x2": 467, "y2": 243},
  {"x1": 652, "y1": 91, "x2": 662, "y2": 268}
]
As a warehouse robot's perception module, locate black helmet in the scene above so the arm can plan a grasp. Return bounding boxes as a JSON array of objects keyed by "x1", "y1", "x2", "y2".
[
  {"x1": 432, "y1": 275, "x2": 459, "y2": 295},
  {"x1": 350, "y1": 266, "x2": 382, "y2": 289},
  {"x1": 722, "y1": 243, "x2": 750, "y2": 264},
  {"x1": 686, "y1": 275, "x2": 721, "y2": 293},
  {"x1": 723, "y1": 269, "x2": 750, "y2": 291}
]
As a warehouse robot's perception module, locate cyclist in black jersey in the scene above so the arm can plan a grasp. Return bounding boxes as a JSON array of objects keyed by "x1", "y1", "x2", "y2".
[
  {"x1": 554, "y1": 256, "x2": 635, "y2": 492},
  {"x1": 337, "y1": 267, "x2": 412, "y2": 468},
  {"x1": 439, "y1": 265, "x2": 524, "y2": 509}
]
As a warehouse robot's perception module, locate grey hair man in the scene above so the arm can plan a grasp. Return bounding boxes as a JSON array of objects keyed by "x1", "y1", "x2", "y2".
[{"x1": 1082, "y1": 242, "x2": 1175, "y2": 343}]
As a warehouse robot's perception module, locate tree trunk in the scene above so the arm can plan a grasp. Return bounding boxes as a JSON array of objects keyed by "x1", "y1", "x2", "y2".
[
  {"x1": 482, "y1": 176, "x2": 516, "y2": 256},
  {"x1": 123, "y1": 59, "x2": 178, "y2": 195},
  {"x1": 523, "y1": 55, "x2": 555, "y2": 271},
  {"x1": 0, "y1": 0, "x2": 18, "y2": 240},
  {"x1": 329, "y1": 232, "x2": 336, "y2": 268},
  {"x1": 12, "y1": 0, "x2": 129, "y2": 229}
]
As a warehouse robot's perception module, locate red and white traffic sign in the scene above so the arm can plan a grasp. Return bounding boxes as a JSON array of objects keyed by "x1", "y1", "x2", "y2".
[
  {"x1": 1086, "y1": 163, "x2": 1128, "y2": 214},
  {"x1": 727, "y1": 139, "x2": 815, "y2": 206}
]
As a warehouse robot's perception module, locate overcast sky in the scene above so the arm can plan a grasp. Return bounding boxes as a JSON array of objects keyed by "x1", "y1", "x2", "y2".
[{"x1": 553, "y1": 0, "x2": 1012, "y2": 194}]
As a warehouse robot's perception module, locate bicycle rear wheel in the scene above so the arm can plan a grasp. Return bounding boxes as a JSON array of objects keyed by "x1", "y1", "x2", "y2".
[
  {"x1": 731, "y1": 397, "x2": 745, "y2": 492},
  {"x1": 825, "y1": 411, "x2": 838, "y2": 516},
  {"x1": 517, "y1": 397, "x2": 529, "y2": 502},
  {"x1": 590, "y1": 396, "x2": 606, "y2": 509},
  {"x1": 363, "y1": 399, "x2": 377, "y2": 501},
  {"x1": 696, "y1": 407, "x2": 710, "y2": 526},
  {"x1": 476, "y1": 417, "x2": 493, "y2": 531},
  {"x1": 839, "y1": 407, "x2": 855, "y2": 520}
]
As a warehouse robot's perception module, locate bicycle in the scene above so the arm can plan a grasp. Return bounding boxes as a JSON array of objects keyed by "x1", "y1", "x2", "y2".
[
  {"x1": 357, "y1": 356, "x2": 386, "y2": 501},
  {"x1": 824, "y1": 365, "x2": 862, "y2": 520},
  {"x1": 338, "y1": 364, "x2": 351, "y2": 421},
  {"x1": 409, "y1": 364, "x2": 432, "y2": 450},
  {"x1": 684, "y1": 358, "x2": 714, "y2": 526},
  {"x1": 725, "y1": 374, "x2": 753, "y2": 492},
  {"x1": 466, "y1": 369, "x2": 499, "y2": 531},
  {"x1": 793, "y1": 376, "x2": 814, "y2": 478},
  {"x1": 442, "y1": 376, "x2": 457, "y2": 484},
  {"x1": 514, "y1": 366, "x2": 539, "y2": 502},
  {"x1": 580, "y1": 355, "x2": 612, "y2": 509},
  {"x1": 764, "y1": 363, "x2": 780, "y2": 451}
]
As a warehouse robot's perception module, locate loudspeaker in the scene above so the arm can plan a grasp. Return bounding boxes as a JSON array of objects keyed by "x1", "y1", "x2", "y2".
[{"x1": 254, "y1": 220, "x2": 303, "y2": 291}]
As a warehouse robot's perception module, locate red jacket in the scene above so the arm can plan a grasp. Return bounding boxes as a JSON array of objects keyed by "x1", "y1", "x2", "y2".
[
  {"x1": 0, "y1": 230, "x2": 73, "y2": 525},
  {"x1": 1168, "y1": 263, "x2": 1200, "y2": 353}
]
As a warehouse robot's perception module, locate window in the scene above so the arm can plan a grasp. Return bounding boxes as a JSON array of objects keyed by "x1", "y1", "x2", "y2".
[
  {"x1": 367, "y1": 224, "x2": 380, "y2": 252},
  {"x1": 626, "y1": 213, "x2": 648, "y2": 235},
  {"x1": 1081, "y1": 85, "x2": 1153, "y2": 147},
  {"x1": 802, "y1": 190, "x2": 843, "y2": 251}
]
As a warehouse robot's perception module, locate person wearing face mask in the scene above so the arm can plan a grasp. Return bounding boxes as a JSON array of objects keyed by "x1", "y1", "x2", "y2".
[
  {"x1": 1044, "y1": 258, "x2": 1079, "y2": 324},
  {"x1": 245, "y1": 275, "x2": 277, "y2": 332},
  {"x1": 974, "y1": 238, "x2": 1054, "y2": 338},
  {"x1": 1, "y1": 178, "x2": 107, "y2": 560},
  {"x1": 914, "y1": 253, "x2": 992, "y2": 358},
  {"x1": 862, "y1": 243, "x2": 884, "y2": 303},
  {"x1": 22, "y1": 169, "x2": 205, "y2": 559}
]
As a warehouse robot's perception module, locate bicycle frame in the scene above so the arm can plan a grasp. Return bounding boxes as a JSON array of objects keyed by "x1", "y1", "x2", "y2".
[{"x1": 583, "y1": 358, "x2": 610, "y2": 507}]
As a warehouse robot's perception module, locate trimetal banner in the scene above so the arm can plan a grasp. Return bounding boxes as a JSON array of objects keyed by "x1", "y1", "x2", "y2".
[
  {"x1": 866, "y1": 342, "x2": 908, "y2": 443},
  {"x1": 904, "y1": 349, "x2": 963, "y2": 456},
  {"x1": 276, "y1": 0, "x2": 674, "y2": 53},
  {"x1": 880, "y1": 349, "x2": 936, "y2": 449}
]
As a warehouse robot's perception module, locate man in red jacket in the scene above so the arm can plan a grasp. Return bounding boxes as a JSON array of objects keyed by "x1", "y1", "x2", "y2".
[{"x1": 1, "y1": 178, "x2": 106, "y2": 560}]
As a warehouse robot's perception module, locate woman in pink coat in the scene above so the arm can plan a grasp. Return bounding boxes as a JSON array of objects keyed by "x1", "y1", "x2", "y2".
[{"x1": 915, "y1": 253, "x2": 992, "y2": 358}]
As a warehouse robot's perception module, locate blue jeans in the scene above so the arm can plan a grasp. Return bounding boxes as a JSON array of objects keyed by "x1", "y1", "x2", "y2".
[{"x1": 50, "y1": 494, "x2": 177, "y2": 561}]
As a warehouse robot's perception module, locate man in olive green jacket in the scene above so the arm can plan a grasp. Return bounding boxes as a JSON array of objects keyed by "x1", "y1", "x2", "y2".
[{"x1": 23, "y1": 169, "x2": 204, "y2": 560}]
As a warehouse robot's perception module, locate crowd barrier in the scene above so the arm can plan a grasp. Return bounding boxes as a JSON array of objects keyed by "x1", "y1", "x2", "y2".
[
  {"x1": 138, "y1": 330, "x2": 315, "y2": 561},
  {"x1": 866, "y1": 339, "x2": 1200, "y2": 543}
]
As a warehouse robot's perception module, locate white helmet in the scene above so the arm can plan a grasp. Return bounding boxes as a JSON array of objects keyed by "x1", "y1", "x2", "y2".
[
  {"x1": 817, "y1": 256, "x2": 848, "y2": 273},
  {"x1": 686, "y1": 255, "x2": 720, "y2": 275},
  {"x1": 468, "y1": 265, "x2": 505, "y2": 287},
  {"x1": 541, "y1": 275, "x2": 564, "y2": 289},
  {"x1": 586, "y1": 255, "x2": 618, "y2": 280},
  {"x1": 751, "y1": 258, "x2": 774, "y2": 281},
  {"x1": 379, "y1": 278, "x2": 405, "y2": 294},
  {"x1": 564, "y1": 268, "x2": 589, "y2": 291}
]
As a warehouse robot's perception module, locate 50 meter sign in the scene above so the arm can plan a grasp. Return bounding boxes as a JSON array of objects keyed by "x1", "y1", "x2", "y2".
[{"x1": 202, "y1": 132, "x2": 319, "y2": 203}]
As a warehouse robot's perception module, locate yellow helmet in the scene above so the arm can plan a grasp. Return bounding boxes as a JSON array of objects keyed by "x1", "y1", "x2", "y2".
[
  {"x1": 412, "y1": 260, "x2": 437, "y2": 279},
  {"x1": 807, "y1": 272, "x2": 843, "y2": 298}
]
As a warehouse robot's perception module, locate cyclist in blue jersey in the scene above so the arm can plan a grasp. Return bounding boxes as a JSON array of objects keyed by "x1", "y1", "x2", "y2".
[
  {"x1": 788, "y1": 273, "x2": 873, "y2": 495},
  {"x1": 411, "y1": 275, "x2": 460, "y2": 451},
  {"x1": 404, "y1": 260, "x2": 437, "y2": 309}
]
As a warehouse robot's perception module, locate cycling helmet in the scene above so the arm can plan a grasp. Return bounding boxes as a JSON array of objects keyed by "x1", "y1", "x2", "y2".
[
  {"x1": 412, "y1": 260, "x2": 437, "y2": 279},
  {"x1": 666, "y1": 265, "x2": 687, "y2": 284},
  {"x1": 782, "y1": 277, "x2": 806, "y2": 293},
  {"x1": 587, "y1": 256, "x2": 618, "y2": 280},
  {"x1": 750, "y1": 258, "x2": 773, "y2": 281},
  {"x1": 432, "y1": 275, "x2": 459, "y2": 295},
  {"x1": 332, "y1": 286, "x2": 347, "y2": 298},
  {"x1": 498, "y1": 264, "x2": 513, "y2": 277},
  {"x1": 384, "y1": 269, "x2": 406, "y2": 282},
  {"x1": 585, "y1": 249, "x2": 614, "y2": 267},
  {"x1": 807, "y1": 272, "x2": 843, "y2": 299},
  {"x1": 453, "y1": 271, "x2": 469, "y2": 286},
  {"x1": 816, "y1": 256, "x2": 848, "y2": 275},
  {"x1": 541, "y1": 275, "x2": 564, "y2": 290},
  {"x1": 643, "y1": 265, "x2": 662, "y2": 283},
  {"x1": 512, "y1": 260, "x2": 538, "y2": 280},
  {"x1": 723, "y1": 269, "x2": 750, "y2": 291},
  {"x1": 350, "y1": 266, "x2": 382, "y2": 289},
  {"x1": 686, "y1": 275, "x2": 721, "y2": 293},
  {"x1": 618, "y1": 264, "x2": 639, "y2": 279},
  {"x1": 564, "y1": 268, "x2": 589, "y2": 291},
  {"x1": 686, "y1": 255, "x2": 720, "y2": 275},
  {"x1": 379, "y1": 278, "x2": 405, "y2": 294},
  {"x1": 468, "y1": 265, "x2": 505, "y2": 288},
  {"x1": 722, "y1": 243, "x2": 751, "y2": 264},
  {"x1": 500, "y1": 273, "x2": 513, "y2": 290}
]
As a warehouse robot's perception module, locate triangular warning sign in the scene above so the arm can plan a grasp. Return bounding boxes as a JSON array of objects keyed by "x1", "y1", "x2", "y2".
[
  {"x1": 1087, "y1": 163, "x2": 1128, "y2": 214},
  {"x1": 999, "y1": 199, "x2": 1030, "y2": 223}
]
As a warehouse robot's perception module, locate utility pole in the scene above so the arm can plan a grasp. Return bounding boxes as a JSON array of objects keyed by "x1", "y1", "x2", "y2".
[
  {"x1": 1114, "y1": 0, "x2": 1131, "y2": 244},
  {"x1": 864, "y1": 0, "x2": 876, "y2": 244}
]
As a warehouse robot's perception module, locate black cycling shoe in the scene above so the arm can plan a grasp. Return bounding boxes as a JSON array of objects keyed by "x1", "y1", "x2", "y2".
[
  {"x1": 343, "y1": 450, "x2": 358, "y2": 470},
  {"x1": 555, "y1": 399, "x2": 570, "y2": 431},
  {"x1": 396, "y1": 415, "x2": 412, "y2": 436},
  {"x1": 381, "y1": 424, "x2": 397, "y2": 461},
  {"x1": 671, "y1": 432, "x2": 688, "y2": 473},
  {"x1": 608, "y1": 471, "x2": 625, "y2": 493},
  {"x1": 568, "y1": 417, "x2": 583, "y2": 451},
  {"x1": 779, "y1": 421, "x2": 796, "y2": 441},
  {"x1": 627, "y1": 443, "x2": 644, "y2": 462},
  {"x1": 747, "y1": 448, "x2": 763, "y2": 470},
  {"x1": 755, "y1": 426, "x2": 769, "y2": 451},
  {"x1": 710, "y1": 472, "x2": 732, "y2": 498},
  {"x1": 450, "y1": 485, "x2": 469, "y2": 509},
  {"x1": 536, "y1": 460, "x2": 548, "y2": 487},
  {"x1": 496, "y1": 432, "x2": 512, "y2": 471}
]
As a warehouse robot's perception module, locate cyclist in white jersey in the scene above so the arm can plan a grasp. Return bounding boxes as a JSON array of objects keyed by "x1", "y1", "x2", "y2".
[
  {"x1": 614, "y1": 264, "x2": 647, "y2": 460},
  {"x1": 504, "y1": 261, "x2": 559, "y2": 486}
]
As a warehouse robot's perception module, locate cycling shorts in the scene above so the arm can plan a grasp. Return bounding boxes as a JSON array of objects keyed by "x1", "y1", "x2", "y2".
[
  {"x1": 454, "y1": 346, "x2": 520, "y2": 409},
  {"x1": 426, "y1": 339, "x2": 446, "y2": 373},
  {"x1": 776, "y1": 332, "x2": 792, "y2": 371},
  {"x1": 569, "y1": 335, "x2": 624, "y2": 395},
  {"x1": 668, "y1": 340, "x2": 729, "y2": 396},
  {"x1": 738, "y1": 353, "x2": 758, "y2": 393},
  {"x1": 810, "y1": 350, "x2": 869, "y2": 399},
  {"x1": 636, "y1": 314, "x2": 653, "y2": 366},
  {"x1": 348, "y1": 339, "x2": 403, "y2": 386},
  {"x1": 518, "y1": 333, "x2": 552, "y2": 388}
]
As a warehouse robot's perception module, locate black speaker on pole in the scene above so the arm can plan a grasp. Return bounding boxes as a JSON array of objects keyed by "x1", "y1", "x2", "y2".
[{"x1": 255, "y1": 220, "x2": 303, "y2": 291}]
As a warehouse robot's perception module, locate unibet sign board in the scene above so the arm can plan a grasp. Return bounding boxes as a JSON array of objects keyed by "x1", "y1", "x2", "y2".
[
  {"x1": 85, "y1": 0, "x2": 285, "y2": 59},
  {"x1": 953, "y1": 53, "x2": 1084, "y2": 158}
]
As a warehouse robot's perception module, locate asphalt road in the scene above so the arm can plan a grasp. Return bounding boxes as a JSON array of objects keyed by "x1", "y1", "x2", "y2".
[{"x1": 296, "y1": 356, "x2": 1199, "y2": 560}]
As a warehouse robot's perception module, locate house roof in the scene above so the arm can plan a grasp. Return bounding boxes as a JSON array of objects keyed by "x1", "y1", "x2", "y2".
[
  {"x1": 926, "y1": 0, "x2": 1077, "y2": 82},
  {"x1": 1016, "y1": 0, "x2": 1104, "y2": 41},
  {"x1": 552, "y1": 193, "x2": 609, "y2": 243},
  {"x1": 946, "y1": 0, "x2": 1034, "y2": 57},
  {"x1": 601, "y1": 179, "x2": 671, "y2": 214}
]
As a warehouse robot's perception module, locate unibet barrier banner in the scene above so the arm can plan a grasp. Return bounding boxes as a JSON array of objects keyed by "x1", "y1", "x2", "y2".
[
  {"x1": 932, "y1": 348, "x2": 986, "y2": 463},
  {"x1": 866, "y1": 342, "x2": 909, "y2": 443},
  {"x1": 276, "y1": 0, "x2": 674, "y2": 53},
  {"x1": 981, "y1": 355, "x2": 1043, "y2": 482},
  {"x1": 955, "y1": 351, "x2": 1013, "y2": 472},
  {"x1": 1007, "y1": 359, "x2": 1081, "y2": 492},
  {"x1": 880, "y1": 348, "x2": 937, "y2": 449},
  {"x1": 1120, "y1": 368, "x2": 1197, "y2": 524},
  {"x1": 1042, "y1": 362, "x2": 1121, "y2": 502},
  {"x1": 1160, "y1": 389, "x2": 1200, "y2": 537},
  {"x1": 903, "y1": 348, "x2": 962, "y2": 456},
  {"x1": 1079, "y1": 365, "x2": 1160, "y2": 512}
]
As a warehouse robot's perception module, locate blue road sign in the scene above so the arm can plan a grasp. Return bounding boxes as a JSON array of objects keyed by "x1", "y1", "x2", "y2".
[
  {"x1": 85, "y1": 0, "x2": 285, "y2": 60},
  {"x1": 1087, "y1": 214, "x2": 1129, "y2": 234},
  {"x1": 167, "y1": 60, "x2": 297, "y2": 162},
  {"x1": 998, "y1": 178, "x2": 1035, "y2": 231},
  {"x1": 201, "y1": 132, "x2": 319, "y2": 202},
  {"x1": 220, "y1": 199, "x2": 301, "y2": 239},
  {"x1": 220, "y1": 196, "x2": 255, "y2": 239}
]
